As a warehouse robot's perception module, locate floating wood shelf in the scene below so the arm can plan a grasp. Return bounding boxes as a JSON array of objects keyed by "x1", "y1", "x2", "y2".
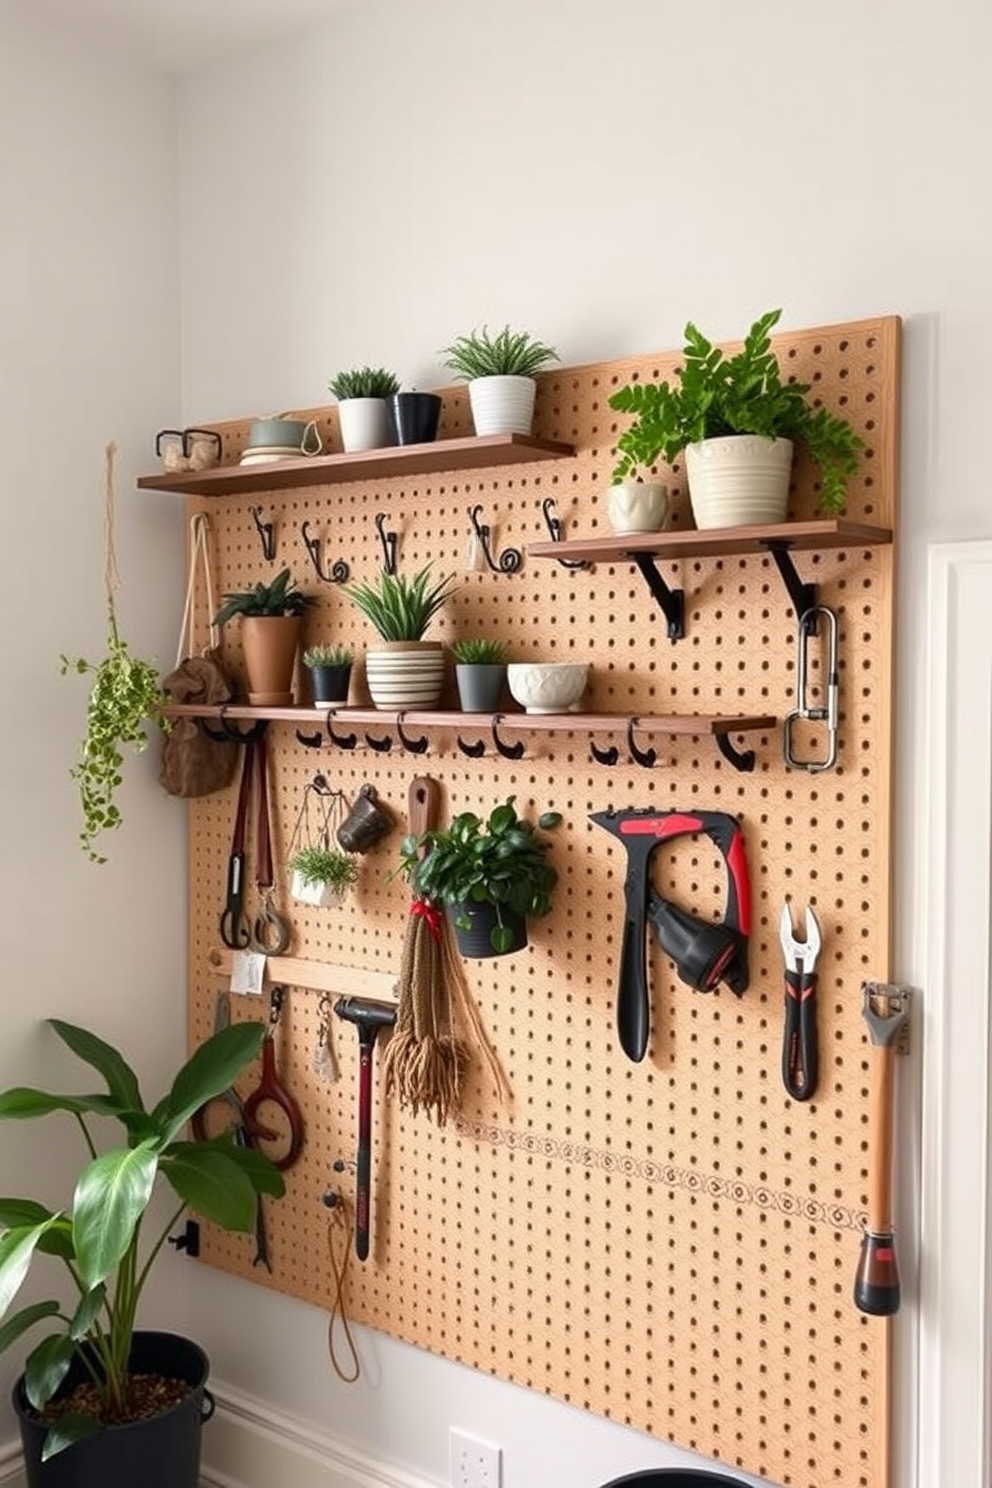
[{"x1": 137, "y1": 432, "x2": 576, "y2": 497}]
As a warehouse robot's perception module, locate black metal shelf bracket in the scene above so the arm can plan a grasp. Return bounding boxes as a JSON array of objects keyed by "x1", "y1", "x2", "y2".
[
  {"x1": 631, "y1": 554, "x2": 685, "y2": 641},
  {"x1": 764, "y1": 541, "x2": 818, "y2": 634},
  {"x1": 715, "y1": 733, "x2": 757, "y2": 774}
]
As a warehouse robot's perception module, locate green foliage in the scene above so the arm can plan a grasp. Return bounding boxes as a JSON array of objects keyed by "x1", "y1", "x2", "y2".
[
  {"x1": 60, "y1": 607, "x2": 169, "y2": 864},
  {"x1": 396, "y1": 797, "x2": 562, "y2": 953},
  {"x1": 439, "y1": 324, "x2": 560, "y2": 380},
  {"x1": 213, "y1": 567, "x2": 315, "y2": 628},
  {"x1": 302, "y1": 644, "x2": 353, "y2": 668},
  {"x1": 287, "y1": 844, "x2": 358, "y2": 891},
  {"x1": 328, "y1": 366, "x2": 401, "y2": 400},
  {"x1": 344, "y1": 564, "x2": 457, "y2": 642},
  {"x1": 0, "y1": 1019, "x2": 283, "y2": 1456},
  {"x1": 608, "y1": 308, "x2": 865, "y2": 515},
  {"x1": 451, "y1": 637, "x2": 508, "y2": 666}
]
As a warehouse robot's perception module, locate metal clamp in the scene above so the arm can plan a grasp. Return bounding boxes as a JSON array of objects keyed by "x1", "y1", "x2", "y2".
[{"x1": 784, "y1": 604, "x2": 839, "y2": 772}]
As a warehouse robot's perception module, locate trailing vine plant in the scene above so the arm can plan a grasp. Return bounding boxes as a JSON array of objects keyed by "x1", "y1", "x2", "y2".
[{"x1": 61, "y1": 442, "x2": 168, "y2": 862}]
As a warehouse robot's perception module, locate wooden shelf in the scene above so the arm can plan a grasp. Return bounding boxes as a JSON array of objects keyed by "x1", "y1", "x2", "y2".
[
  {"x1": 526, "y1": 517, "x2": 892, "y2": 565},
  {"x1": 137, "y1": 432, "x2": 576, "y2": 497}
]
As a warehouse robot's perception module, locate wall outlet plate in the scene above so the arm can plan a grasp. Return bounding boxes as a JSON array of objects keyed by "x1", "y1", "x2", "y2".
[{"x1": 450, "y1": 1428, "x2": 502, "y2": 1488}]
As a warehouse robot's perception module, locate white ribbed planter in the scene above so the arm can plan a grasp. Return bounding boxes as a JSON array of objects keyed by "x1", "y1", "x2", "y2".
[
  {"x1": 467, "y1": 375, "x2": 537, "y2": 436},
  {"x1": 337, "y1": 398, "x2": 393, "y2": 453},
  {"x1": 684, "y1": 434, "x2": 793, "y2": 529},
  {"x1": 365, "y1": 641, "x2": 446, "y2": 709},
  {"x1": 607, "y1": 479, "x2": 670, "y2": 534}
]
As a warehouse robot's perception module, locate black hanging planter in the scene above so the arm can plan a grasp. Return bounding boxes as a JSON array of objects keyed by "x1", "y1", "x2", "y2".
[
  {"x1": 14, "y1": 1332, "x2": 214, "y2": 1488},
  {"x1": 448, "y1": 900, "x2": 528, "y2": 958}
]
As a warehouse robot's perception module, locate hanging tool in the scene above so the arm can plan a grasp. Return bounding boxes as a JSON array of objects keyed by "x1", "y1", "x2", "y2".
[
  {"x1": 248, "y1": 732, "x2": 292, "y2": 955},
  {"x1": 853, "y1": 981, "x2": 911, "y2": 1316},
  {"x1": 220, "y1": 743, "x2": 254, "y2": 949},
  {"x1": 241, "y1": 986, "x2": 305, "y2": 1172},
  {"x1": 589, "y1": 808, "x2": 751, "y2": 1062},
  {"x1": 783, "y1": 604, "x2": 839, "y2": 772},
  {"x1": 190, "y1": 992, "x2": 275, "y2": 1269},
  {"x1": 779, "y1": 903, "x2": 821, "y2": 1101},
  {"x1": 333, "y1": 996, "x2": 397, "y2": 1262}
]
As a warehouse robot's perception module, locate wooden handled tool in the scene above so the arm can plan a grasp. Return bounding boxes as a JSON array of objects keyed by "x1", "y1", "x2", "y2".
[{"x1": 853, "y1": 981, "x2": 911, "y2": 1315}]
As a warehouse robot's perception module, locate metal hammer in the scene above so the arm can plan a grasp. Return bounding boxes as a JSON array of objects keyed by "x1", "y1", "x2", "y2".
[{"x1": 334, "y1": 996, "x2": 397, "y2": 1261}]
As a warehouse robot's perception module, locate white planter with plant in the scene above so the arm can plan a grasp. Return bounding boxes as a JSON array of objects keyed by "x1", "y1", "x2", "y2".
[
  {"x1": 440, "y1": 324, "x2": 559, "y2": 437},
  {"x1": 329, "y1": 366, "x2": 401, "y2": 453},
  {"x1": 344, "y1": 564, "x2": 457, "y2": 709},
  {"x1": 287, "y1": 844, "x2": 358, "y2": 907},
  {"x1": 608, "y1": 308, "x2": 865, "y2": 529}
]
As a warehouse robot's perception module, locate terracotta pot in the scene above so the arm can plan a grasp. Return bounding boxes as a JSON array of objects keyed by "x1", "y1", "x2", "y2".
[{"x1": 241, "y1": 615, "x2": 301, "y2": 705}]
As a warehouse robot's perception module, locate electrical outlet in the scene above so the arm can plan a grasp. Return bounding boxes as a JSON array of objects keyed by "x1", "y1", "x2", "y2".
[{"x1": 450, "y1": 1428, "x2": 502, "y2": 1488}]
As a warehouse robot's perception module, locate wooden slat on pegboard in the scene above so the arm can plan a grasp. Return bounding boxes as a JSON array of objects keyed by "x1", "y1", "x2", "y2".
[{"x1": 173, "y1": 315, "x2": 900, "y2": 1488}]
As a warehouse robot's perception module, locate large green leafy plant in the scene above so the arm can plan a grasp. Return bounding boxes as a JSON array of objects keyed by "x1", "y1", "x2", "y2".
[
  {"x1": 0, "y1": 1018, "x2": 283, "y2": 1460},
  {"x1": 608, "y1": 308, "x2": 865, "y2": 514},
  {"x1": 440, "y1": 325, "x2": 559, "y2": 380},
  {"x1": 213, "y1": 567, "x2": 314, "y2": 628},
  {"x1": 344, "y1": 564, "x2": 457, "y2": 642},
  {"x1": 396, "y1": 797, "x2": 562, "y2": 953}
]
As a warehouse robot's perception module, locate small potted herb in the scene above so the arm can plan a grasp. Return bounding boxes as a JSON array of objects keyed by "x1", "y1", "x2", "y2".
[
  {"x1": 344, "y1": 564, "x2": 457, "y2": 709},
  {"x1": 439, "y1": 324, "x2": 559, "y2": 437},
  {"x1": 608, "y1": 308, "x2": 865, "y2": 527},
  {"x1": 328, "y1": 365, "x2": 401, "y2": 453},
  {"x1": 451, "y1": 637, "x2": 509, "y2": 712},
  {"x1": 396, "y1": 796, "x2": 562, "y2": 956},
  {"x1": 214, "y1": 567, "x2": 315, "y2": 705},
  {"x1": 286, "y1": 843, "x2": 359, "y2": 907},
  {"x1": 302, "y1": 643, "x2": 354, "y2": 706}
]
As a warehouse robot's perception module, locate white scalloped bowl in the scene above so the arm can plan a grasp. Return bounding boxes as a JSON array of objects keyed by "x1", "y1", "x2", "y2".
[{"x1": 507, "y1": 662, "x2": 589, "y2": 715}]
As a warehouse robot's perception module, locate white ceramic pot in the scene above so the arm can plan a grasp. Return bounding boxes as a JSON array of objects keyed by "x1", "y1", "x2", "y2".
[
  {"x1": 337, "y1": 398, "x2": 394, "y2": 453},
  {"x1": 365, "y1": 641, "x2": 446, "y2": 709},
  {"x1": 506, "y1": 661, "x2": 589, "y2": 714},
  {"x1": 290, "y1": 871, "x2": 348, "y2": 908},
  {"x1": 684, "y1": 434, "x2": 793, "y2": 529},
  {"x1": 607, "y1": 480, "x2": 670, "y2": 535},
  {"x1": 468, "y1": 375, "x2": 537, "y2": 436}
]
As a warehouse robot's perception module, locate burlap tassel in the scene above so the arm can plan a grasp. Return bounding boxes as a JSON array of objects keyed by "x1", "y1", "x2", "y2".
[{"x1": 382, "y1": 898, "x2": 467, "y2": 1125}]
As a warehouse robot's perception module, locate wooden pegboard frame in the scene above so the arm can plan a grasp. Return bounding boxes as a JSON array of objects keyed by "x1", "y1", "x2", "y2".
[{"x1": 172, "y1": 315, "x2": 900, "y2": 1488}]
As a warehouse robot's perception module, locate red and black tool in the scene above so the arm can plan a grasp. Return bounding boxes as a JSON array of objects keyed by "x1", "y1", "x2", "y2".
[
  {"x1": 589, "y1": 808, "x2": 751, "y2": 1062},
  {"x1": 334, "y1": 995, "x2": 397, "y2": 1261},
  {"x1": 853, "y1": 981, "x2": 911, "y2": 1316},
  {"x1": 241, "y1": 986, "x2": 305, "y2": 1173},
  {"x1": 779, "y1": 902, "x2": 821, "y2": 1101}
]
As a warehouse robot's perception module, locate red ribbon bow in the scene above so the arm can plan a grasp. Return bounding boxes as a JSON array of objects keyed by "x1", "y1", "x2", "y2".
[{"x1": 410, "y1": 896, "x2": 443, "y2": 941}]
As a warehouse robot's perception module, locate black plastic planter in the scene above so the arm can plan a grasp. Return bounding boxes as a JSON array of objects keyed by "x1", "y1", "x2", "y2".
[
  {"x1": 386, "y1": 391, "x2": 442, "y2": 445},
  {"x1": 14, "y1": 1332, "x2": 213, "y2": 1488},
  {"x1": 448, "y1": 900, "x2": 527, "y2": 958},
  {"x1": 308, "y1": 663, "x2": 352, "y2": 705}
]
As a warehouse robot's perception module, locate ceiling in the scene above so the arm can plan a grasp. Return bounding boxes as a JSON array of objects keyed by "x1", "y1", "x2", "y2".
[{"x1": 19, "y1": 0, "x2": 345, "y2": 74}]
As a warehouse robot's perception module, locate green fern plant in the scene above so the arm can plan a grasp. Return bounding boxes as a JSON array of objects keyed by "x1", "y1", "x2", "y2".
[
  {"x1": 439, "y1": 325, "x2": 559, "y2": 380},
  {"x1": 608, "y1": 308, "x2": 865, "y2": 515},
  {"x1": 328, "y1": 366, "x2": 401, "y2": 400},
  {"x1": 344, "y1": 565, "x2": 457, "y2": 642}
]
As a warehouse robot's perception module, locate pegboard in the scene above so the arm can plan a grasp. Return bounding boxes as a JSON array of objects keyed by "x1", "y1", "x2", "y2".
[{"x1": 169, "y1": 315, "x2": 900, "y2": 1488}]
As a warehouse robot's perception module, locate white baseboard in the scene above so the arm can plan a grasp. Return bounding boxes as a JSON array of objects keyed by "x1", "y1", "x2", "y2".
[
  {"x1": 202, "y1": 1379, "x2": 440, "y2": 1488},
  {"x1": 0, "y1": 1381, "x2": 432, "y2": 1488}
]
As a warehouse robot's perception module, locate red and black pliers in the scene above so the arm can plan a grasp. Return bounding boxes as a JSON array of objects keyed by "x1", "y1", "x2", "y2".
[{"x1": 779, "y1": 903, "x2": 821, "y2": 1101}]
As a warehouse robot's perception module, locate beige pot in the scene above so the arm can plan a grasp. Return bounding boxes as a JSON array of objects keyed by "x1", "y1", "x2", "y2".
[
  {"x1": 684, "y1": 434, "x2": 793, "y2": 529},
  {"x1": 241, "y1": 615, "x2": 301, "y2": 705},
  {"x1": 607, "y1": 479, "x2": 670, "y2": 534},
  {"x1": 365, "y1": 640, "x2": 446, "y2": 709}
]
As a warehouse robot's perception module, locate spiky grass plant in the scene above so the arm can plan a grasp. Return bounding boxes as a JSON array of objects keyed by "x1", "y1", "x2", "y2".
[
  {"x1": 451, "y1": 637, "x2": 508, "y2": 665},
  {"x1": 439, "y1": 325, "x2": 559, "y2": 380},
  {"x1": 344, "y1": 565, "x2": 458, "y2": 643},
  {"x1": 328, "y1": 366, "x2": 401, "y2": 400}
]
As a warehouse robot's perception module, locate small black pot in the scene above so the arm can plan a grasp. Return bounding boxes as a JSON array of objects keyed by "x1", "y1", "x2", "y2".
[
  {"x1": 308, "y1": 662, "x2": 352, "y2": 705},
  {"x1": 448, "y1": 900, "x2": 527, "y2": 958},
  {"x1": 386, "y1": 391, "x2": 442, "y2": 445},
  {"x1": 14, "y1": 1331, "x2": 213, "y2": 1488}
]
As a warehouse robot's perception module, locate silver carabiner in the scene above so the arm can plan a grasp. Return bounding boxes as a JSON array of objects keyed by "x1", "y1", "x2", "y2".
[{"x1": 783, "y1": 605, "x2": 839, "y2": 772}]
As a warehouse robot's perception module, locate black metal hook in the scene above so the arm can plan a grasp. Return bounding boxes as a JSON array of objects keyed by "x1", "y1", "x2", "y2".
[
  {"x1": 590, "y1": 738, "x2": 620, "y2": 766},
  {"x1": 456, "y1": 734, "x2": 487, "y2": 758},
  {"x1": 251, "y1": 507, "x2": 276, "y2": 563},
  {"x1": 375, "y1": 513, "x2": 398, "y2": 576},
  {"x1": 715, "y1": 732, "x2": 757, "y2": 773},
  {"x1": 365, "y1": 729, "x2": 393, "y2": 753},
  {"x1": 201, "y1": 710, "x2": 269, "y2": 744},
  {"x1": 396, "y1": 713, "x2": 429, "y2": 754},
  {"x1": 295, "y1": 727, "x2": 324, "y2": 749},
  {"x1": 301, "y1": 521, "x2": 350, "y2": 585},
  {"x1": 491, "y1": 714, "x2": 525, "y2": 760},
  {"x1": 325, "y1": 710, "x2": 358, "y2": 751},
  {"x1": 468, "y1": 505, "x2": 522, "y2": 575},
  {"x1": 541, "y1": 498, "x2": 590, "y2": 570},
  {"x1": 626, "y1": 717, "x2": 657, "y2": 769}
]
